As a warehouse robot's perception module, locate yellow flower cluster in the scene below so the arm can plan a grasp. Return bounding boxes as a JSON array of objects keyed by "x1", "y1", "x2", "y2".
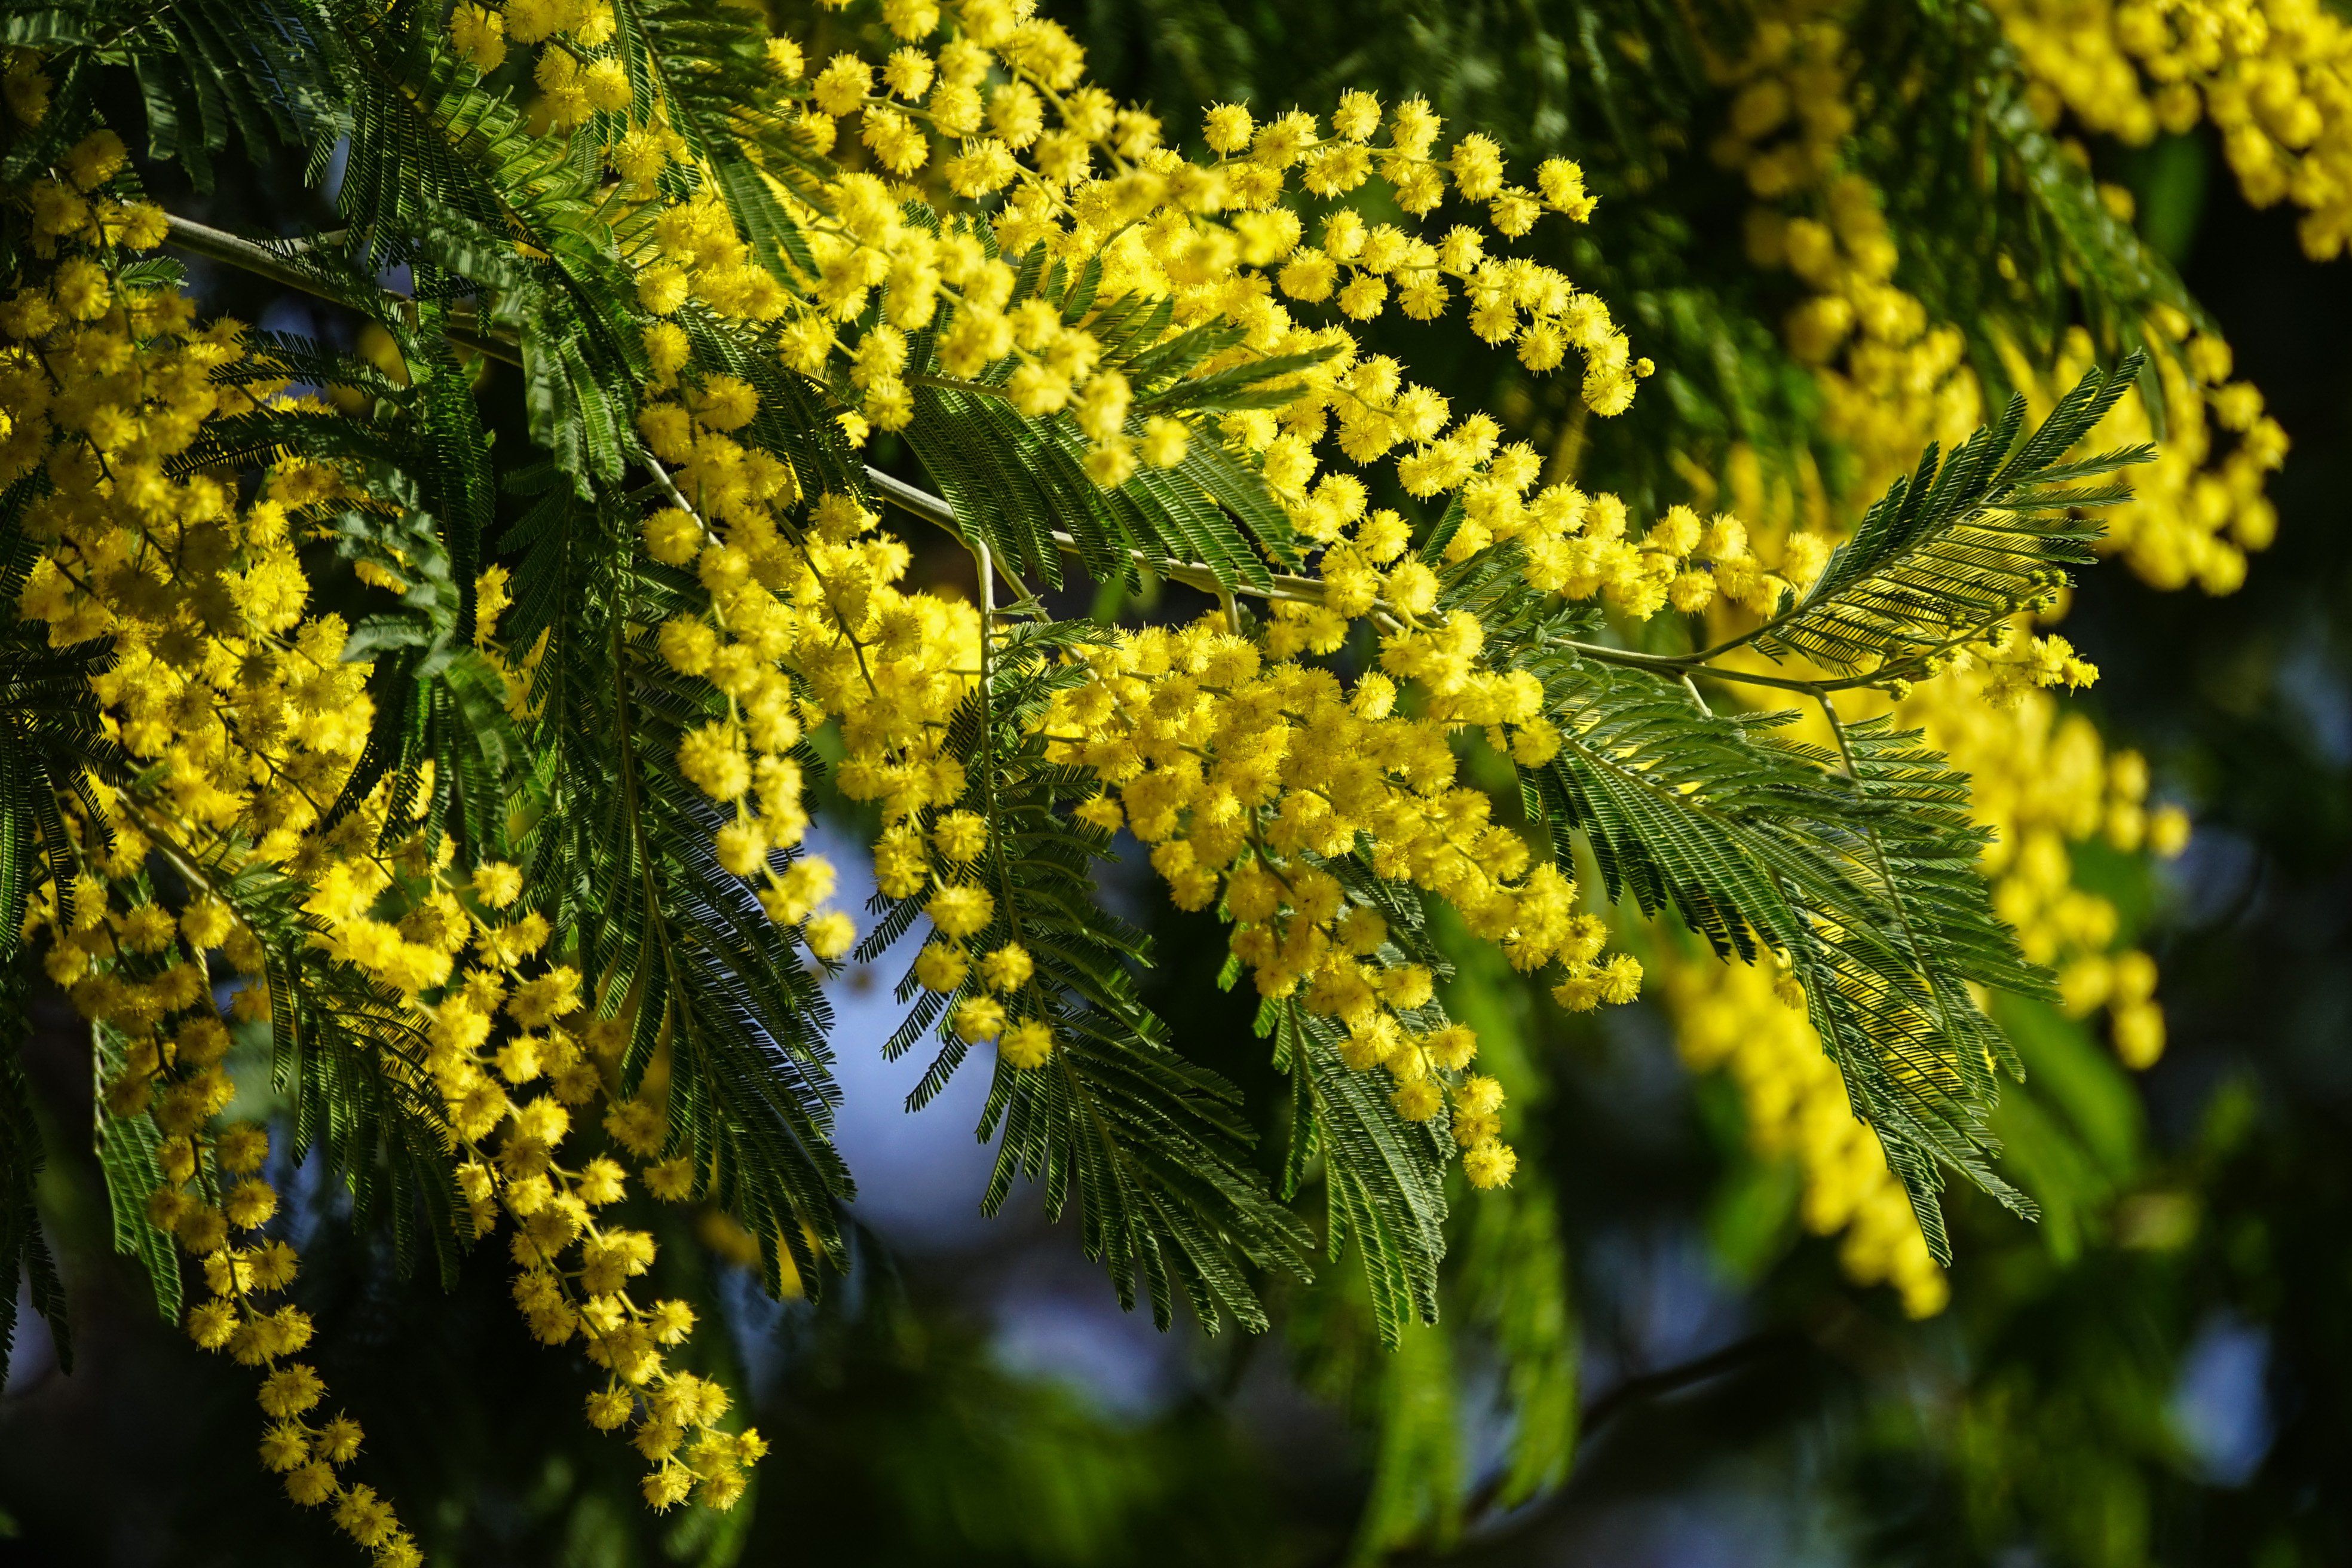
[
  {"x1": 1706, "y1": 17, "x2": 1984, "y2": 506},
  {"x1": 638, "y1": 387, "x2": 1871, "y2": 1175},
  {"x1": 637, "y1": 356, "x2": 1091, "y2": 1070},
  {"x1": 1999, "y1": 321, "x2": 2284, "y2": 595},
  {"x1": 1711, "y1": 9, "x2": 2287, "y2": 601},
  {"x1": 3, "y1": 121, "x2": 427, "y2": 1561},
  {"x1": 1038, "y1": 611, "x2": 1638, "y2": 1187},
  {"x1": 428, "y1": 954, "x2": 768, "y2": 1512},
  {"x1": 642, "y1": 434, "x2": 973, "y2": 964},
  {"x1": 637, "y1": 225, "x2": 1910, "y2": 1172},
  {"x1": 63, "y1": 896, "x2": 420, "y2": 1559},
  {"x1": 3, "y1": 115, "x2": 758, "y2": 1542},
  {"x1": 1891, "y1": 678, "x2": 2186, "y2": 1069},
  {"x1": 1263, "y1": 451, "x2": 1823, "y2": 635},
  {"x1": 1668, "y1": 957, "x2": 1950, "y2": 1316},
  {"x1": 1742, "y1": 178, "x2": 1985, "y2": 503},
  {"x1": 460, "y1": 0, "x2": 1643, "y2": 505},
  {"x1": 637, "y1": 377, "x2": 1862, "y2": 1170},
  {"x1": 454, "y1": 0, "x2": 1714, "y2": 1167},
  {"x1": 1993, "y1": 0, "x2": 2352, "y2": 259},
  {"x1": 4, "y1": 124, "x2": 170, "y2": 261}
]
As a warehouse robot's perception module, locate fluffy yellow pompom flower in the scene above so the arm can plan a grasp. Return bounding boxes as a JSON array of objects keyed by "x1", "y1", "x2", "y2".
[
  {"x1": 811, "y1": 54, "x2": 872, "y2": 116},
  {"x1": 999, "y1": 1018, "x2": 1054, "y2": 1069},
  {"x1": 1536, "y1": 156, "x2": 1595, "y2": 218},
  {"x1": 471, "y1": 862, "x2": 525, "y2": 909},
  {"x1": 676, "y1": 725, "x2": 751, "y2": 801},
  {"x1": 259, "y1": 1364, "x2": 326, "y2": 1417},
  {"x1": 951, "y1": 995, "x2": 1006, "y2": 1043},
  {"x1": 914, "y1": 942, "x2": 969, "y2": 992},
  {"x1": 979, "y1": 943, "x2": 1033, "y2": 993},
  {"x1": 926, "y1": 883, "x2": 994, "y2": 939},
  {"x1": 1391, "y1": 1080, "x2": 1442, "y2": 1120},
  {"x1": 1203, "y1": 102, "x2": 1254, "y2": 154},
  {"x1": 225, "y1": 1179, "x2": 280, "y2": 1229},
  {"x1": 694, "y1": 375, "x2": 760, "y2": 431},
  {"x1": 1462, "y1": 1139, "x2": 1518, "y2": 1189},
  {"x1": 932, "y1": 810, "x2": 988, "y2": 863},
  {"x1": 713, "y1": 817, "x2": 768, "y2": 877},
  {"x1": 636, "y1": 264, "x2": 690, "y2": 316},
  {"x1": 641, "y1": 507, "x2": 702, "y2": 565},
  {"x1": 448, "y1": 4, "x2": 506, "y2": 69},
  {"x1": 1141, "y1": 416, "x2": 1189, "y2": 468},
  {"x1": 804, "y1": 910, "x2": 856, "y2": 960},
  {"x1": 583, "y1": 59, "x2": 629, "y2": 113},
  {"x1": 586, "y1": 1388, "x2": 635, "y2": 1431}
]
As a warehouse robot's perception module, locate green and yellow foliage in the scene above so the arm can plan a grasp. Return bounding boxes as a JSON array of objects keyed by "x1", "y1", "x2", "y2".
[{"x1": 0, "y1": 0, "x2": 2313, "y2": 1557}]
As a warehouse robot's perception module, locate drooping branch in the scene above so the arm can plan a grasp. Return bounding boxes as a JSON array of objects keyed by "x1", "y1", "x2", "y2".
[
  {"x1": 163, "y1": 215, "x2": 1325, "y2": 614},
  {"x1": 160, "y1": 212, "x2": 1987, "y2": 703}
]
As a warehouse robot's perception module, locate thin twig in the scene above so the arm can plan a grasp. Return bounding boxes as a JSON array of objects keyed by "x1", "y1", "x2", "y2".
[{"x1": 860, "y1": 464, "x2": 1324, "y2": 608}]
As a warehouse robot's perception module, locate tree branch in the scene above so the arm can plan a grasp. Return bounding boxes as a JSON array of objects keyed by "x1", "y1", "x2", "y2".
[
  {"x1": 164, "y1": 213, "x2": 1322, "y2": 612},
  {"x1": 160, "y1": 213, "x2": 1894, "y2": 700}
]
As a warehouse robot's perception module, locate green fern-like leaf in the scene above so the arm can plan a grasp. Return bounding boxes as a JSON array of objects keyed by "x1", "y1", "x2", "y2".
[
  {"x1": 1738, "y1": 354, "x2": 2149, "y2": 676},
  {"x1": 1517, "y1": 656, "x2": 2038, "y2": 1258},
  {"x1": 530, "y1": 528, "x2": 853, "y2": 1298}
]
